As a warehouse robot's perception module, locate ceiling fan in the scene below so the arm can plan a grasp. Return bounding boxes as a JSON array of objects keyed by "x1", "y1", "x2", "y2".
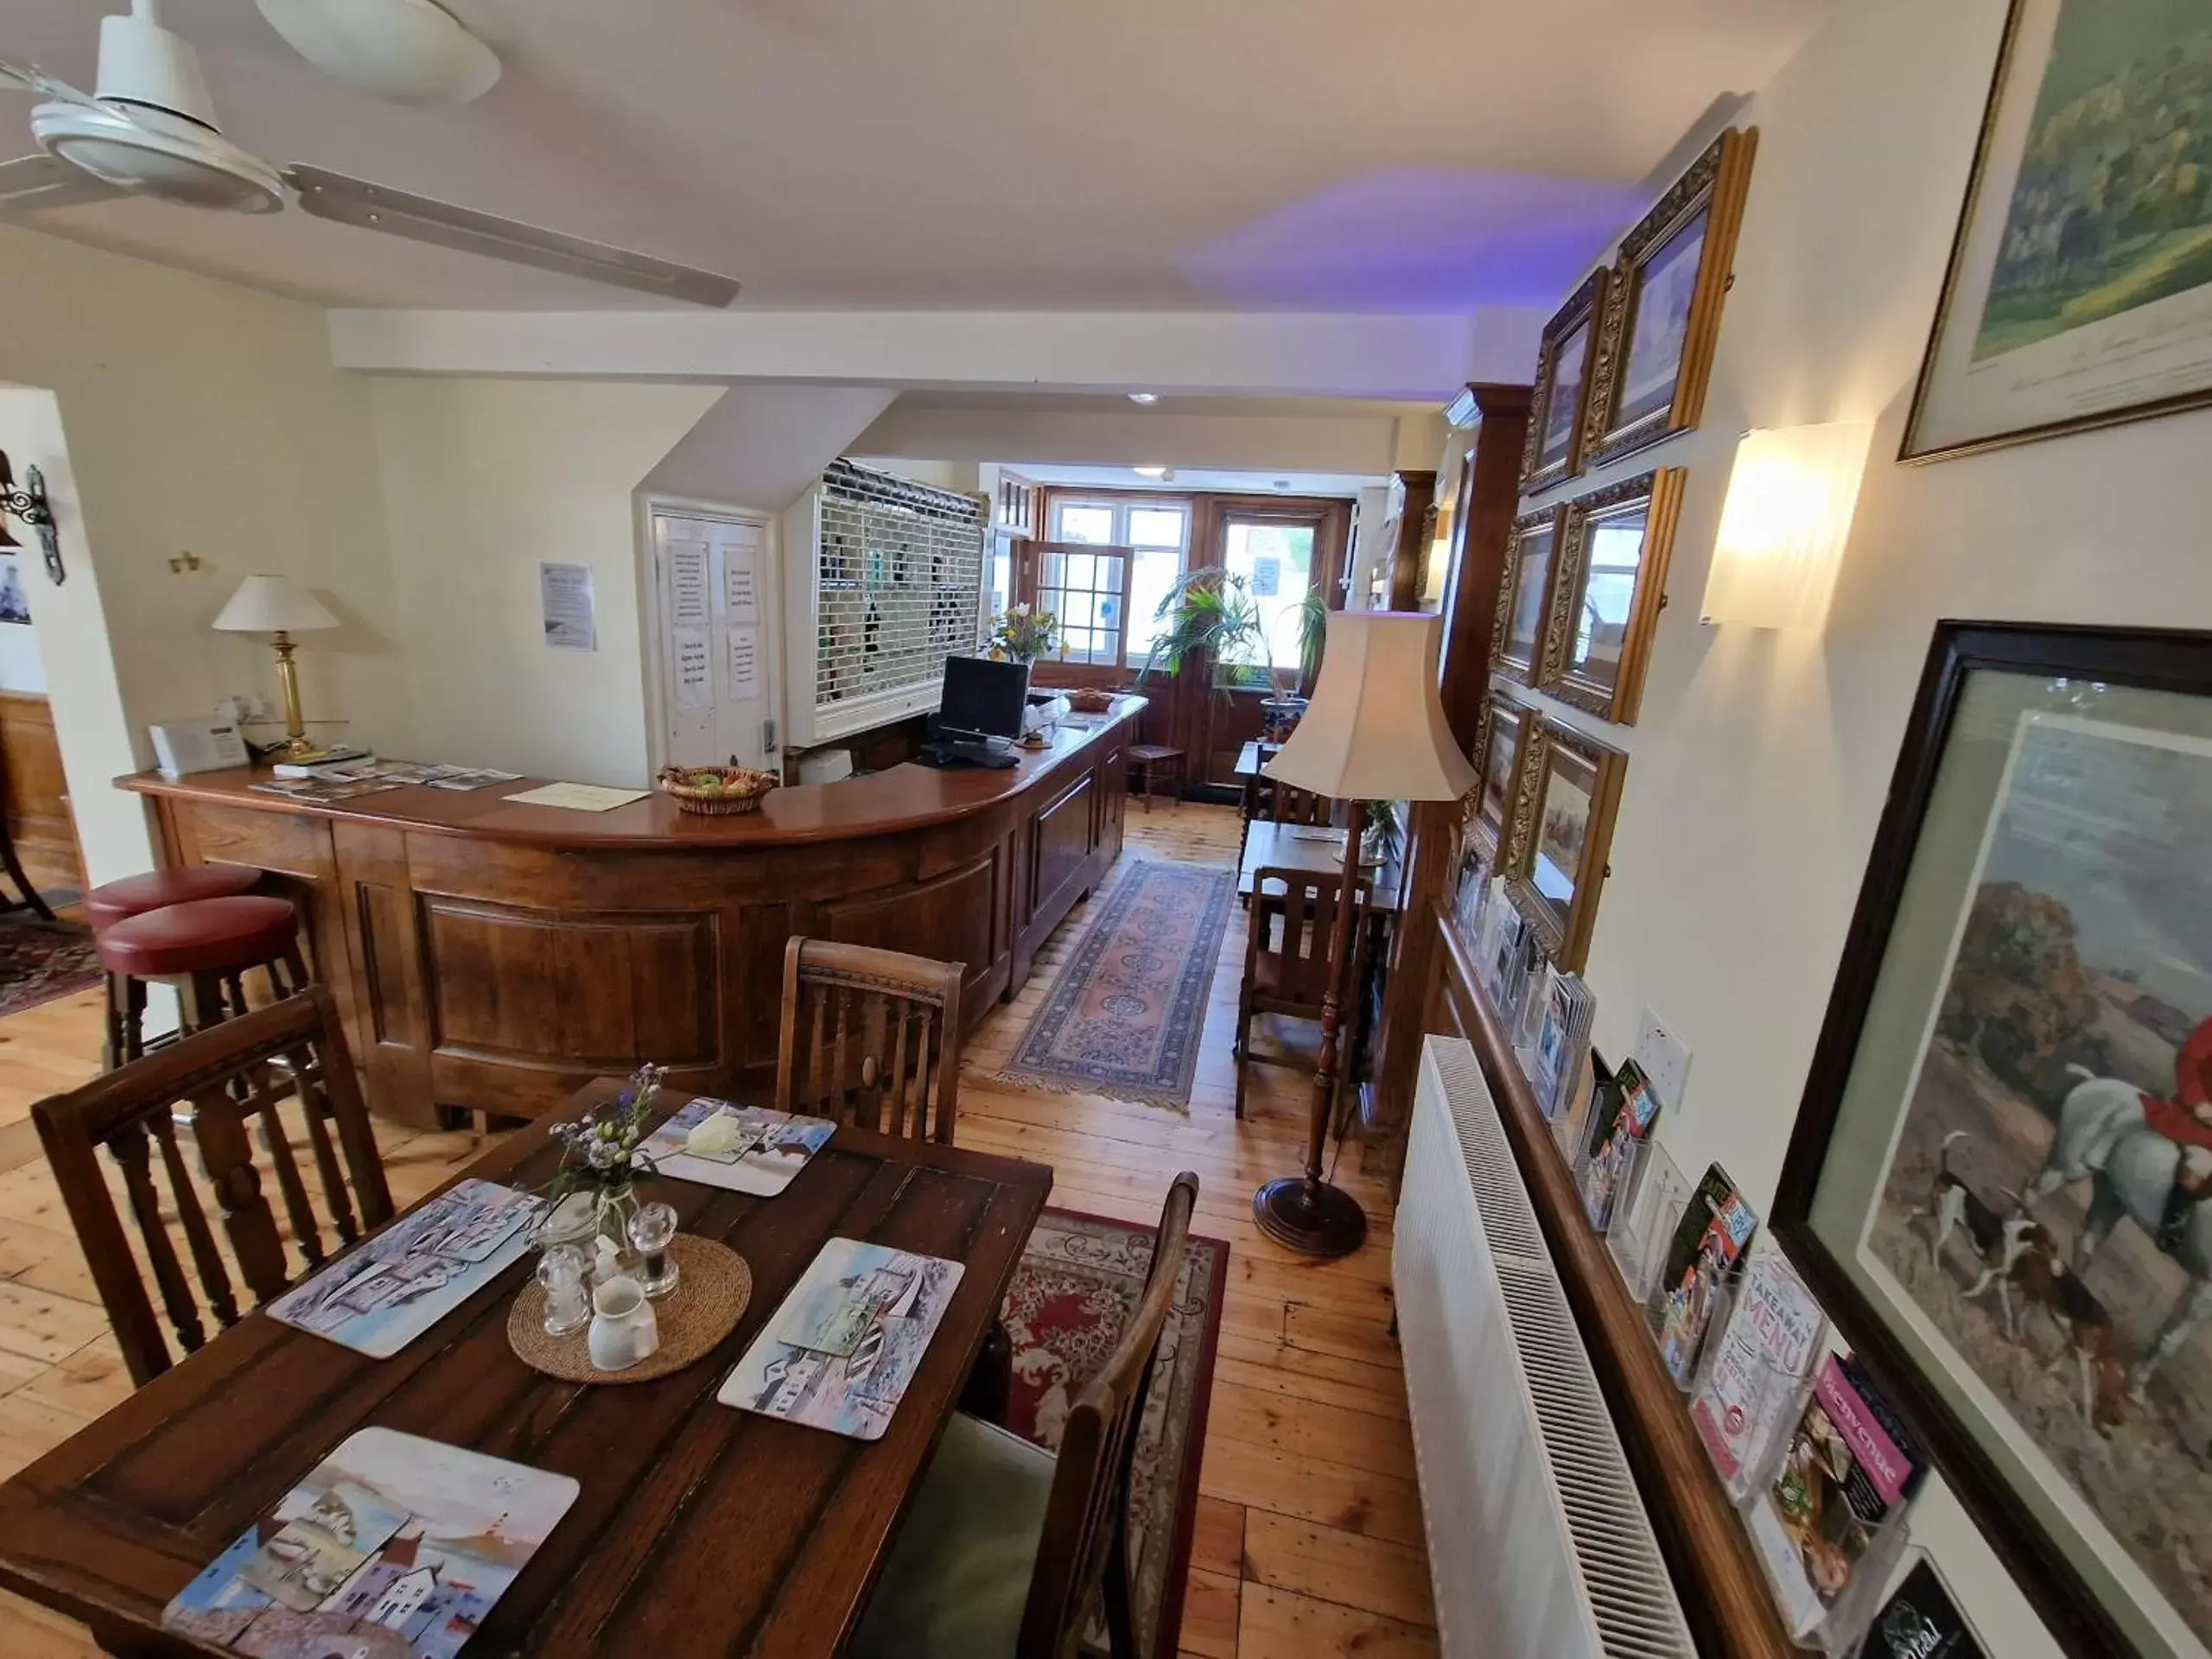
[{"x1": 0, "y1": 0, "x2": 741, "y2": 308}]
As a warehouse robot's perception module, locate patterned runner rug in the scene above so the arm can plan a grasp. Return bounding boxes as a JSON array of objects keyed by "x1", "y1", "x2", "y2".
[
  {"x1": 1002, "y1": 1206, "x2": 1229, "y2": 1659},
  {"x1": 0, "y1": 913, "x2": 101, "y2": 1019},
  {"x1": 995, "y1": 861, "x2": 1235, "y2": 1109}
]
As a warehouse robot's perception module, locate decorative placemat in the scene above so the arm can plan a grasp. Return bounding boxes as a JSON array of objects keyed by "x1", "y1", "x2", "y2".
[{"x1": 507, "y1": 1235, "x2": 751, "y2": 1385}]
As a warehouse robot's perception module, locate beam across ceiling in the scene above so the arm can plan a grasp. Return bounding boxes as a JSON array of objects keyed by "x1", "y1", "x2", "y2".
[{"x1": 326, "y1": 307, "x2": 1546, "y2": 400}]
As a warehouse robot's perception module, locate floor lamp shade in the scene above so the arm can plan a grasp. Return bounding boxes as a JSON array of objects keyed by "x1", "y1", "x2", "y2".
[{"x1": 1262, "y1": 610, "x2": 1477, "y2": 804}]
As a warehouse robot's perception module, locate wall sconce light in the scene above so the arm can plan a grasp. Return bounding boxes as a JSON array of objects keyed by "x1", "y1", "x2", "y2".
[
  {"x1": 1700, "y1": 422, "x2": 1873, "y2": 631},
  {"x1": 0, "y1": 450, "x2": 63, "y2": 587}
]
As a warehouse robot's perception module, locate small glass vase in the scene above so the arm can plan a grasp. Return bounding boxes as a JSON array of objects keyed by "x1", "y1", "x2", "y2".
[{"x1": 593, "y1": 1181, "x2": 644, "y2": 1280}]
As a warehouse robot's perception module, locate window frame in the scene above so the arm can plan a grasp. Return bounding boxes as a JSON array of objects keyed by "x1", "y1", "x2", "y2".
[{"x1": 1041, "y1": 493, "x2": 1194, "y2": 668}]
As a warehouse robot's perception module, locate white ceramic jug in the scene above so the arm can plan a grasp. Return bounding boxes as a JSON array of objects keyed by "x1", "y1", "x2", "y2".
[{"x1": 588, "y1": 1274, "x2": 659, "y2": 1371}]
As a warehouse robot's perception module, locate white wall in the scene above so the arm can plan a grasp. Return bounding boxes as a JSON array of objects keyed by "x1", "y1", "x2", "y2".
[
  {"x1": 365, "y1": 377, "x2": 722, "y2": 785},
  {"x1": 1504, "y1": 0, "x2": 2212, "y2": 1650},
  {"x1": 645, "y1": 386, "x2": 899, "y2": 512}
]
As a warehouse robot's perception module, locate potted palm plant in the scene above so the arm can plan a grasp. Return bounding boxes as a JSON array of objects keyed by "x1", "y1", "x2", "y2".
[{"x1": 1138, "y1": 568, "x2": 1327, "y2": 741}]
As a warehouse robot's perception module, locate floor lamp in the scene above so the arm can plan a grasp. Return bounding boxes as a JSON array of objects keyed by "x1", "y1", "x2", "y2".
[{"x1": 1252, "y1": 610, "x2": 1477, "y2": 1259}]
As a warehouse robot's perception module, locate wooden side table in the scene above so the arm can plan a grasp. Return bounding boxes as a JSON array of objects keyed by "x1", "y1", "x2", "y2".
[{"x1": 1125, "y1": 744, "x2": 1185, "y2": 812}]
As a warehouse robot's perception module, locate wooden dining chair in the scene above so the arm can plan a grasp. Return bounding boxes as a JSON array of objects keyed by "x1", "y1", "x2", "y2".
[
  {"x1": 1256, "y1": 777, "x2": 1333, "y2": 829},
  {"x1": 30, "y1": 985, "x2": 394, "y2": 1387},
  {"x1": 849, "y1": 1173, "x2": 1200, "y2": 1659},
  {"x1": 1233, "y1": 866, "x2": 1370, "y2": 1119},
  {"x1": 775, "y1": 936, "x2": 966, "y2": 1142}
]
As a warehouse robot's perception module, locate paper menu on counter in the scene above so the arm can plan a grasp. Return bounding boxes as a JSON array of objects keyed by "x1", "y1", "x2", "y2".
[
  {"x1": 641, "y1": 1098, "x2": 835, "y2": 1196},
  {"x1": 502, "y1": 783, "x2": 650, "y2": 812}
]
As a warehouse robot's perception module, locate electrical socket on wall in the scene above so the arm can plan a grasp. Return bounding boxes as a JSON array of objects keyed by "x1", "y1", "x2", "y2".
[{"x1": 1632, "y1": 1007, "x2": 1693, "y2": 1112}]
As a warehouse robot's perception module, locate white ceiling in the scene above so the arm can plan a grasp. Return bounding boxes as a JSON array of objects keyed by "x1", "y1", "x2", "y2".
[
  {"x1": 0, "y1": 0, "x2": 1825, "y2": 312},
  {"x1": 1015, "y1": 464, "x2": 1382, "y2": 499}
]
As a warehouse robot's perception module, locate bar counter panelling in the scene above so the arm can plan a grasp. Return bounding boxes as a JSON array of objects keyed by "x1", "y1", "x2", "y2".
[{"x1": 118, "y1": 700, "x2": 1140, "y2": 1126}]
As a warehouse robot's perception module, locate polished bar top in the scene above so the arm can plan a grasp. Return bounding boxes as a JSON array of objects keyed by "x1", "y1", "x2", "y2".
[{"x1": 118, "y1": 696, "x2": 1143, "y2": 851}]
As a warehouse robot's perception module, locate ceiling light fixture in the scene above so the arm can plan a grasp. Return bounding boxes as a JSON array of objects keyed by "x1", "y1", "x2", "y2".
[
  {"x1": 1128, "y1": 392, "x2": 1160, "y2": 405},
  {"x1": 1133, "y1": 466, "x2": 1172, "y2": 480}
]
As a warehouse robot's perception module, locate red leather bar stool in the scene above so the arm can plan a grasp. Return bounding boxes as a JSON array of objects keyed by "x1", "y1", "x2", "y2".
[
  {"x1": 94, "y1": 895, "x2": 308, "y2": 1071},
  {"x1": 83, "y1": 865, "x2": 264, "y2": 935}
]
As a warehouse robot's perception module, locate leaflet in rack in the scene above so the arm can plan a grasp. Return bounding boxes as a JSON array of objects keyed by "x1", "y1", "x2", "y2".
[
  {"x1": 265, "y1": 1179, "x2": 541, "y2": 1358},
  {"x1": 640, "y1": 1098, "x2": 836, "y2": 1196}
]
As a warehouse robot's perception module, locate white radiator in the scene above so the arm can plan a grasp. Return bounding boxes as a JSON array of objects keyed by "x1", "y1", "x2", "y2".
[{"x1": 1395, "y1": 1035, "x2": 1694, "y2": 1659}]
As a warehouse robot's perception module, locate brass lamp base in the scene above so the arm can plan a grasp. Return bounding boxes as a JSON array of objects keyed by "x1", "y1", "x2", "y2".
[
  {"x1": 1252, "y1": 1175, "x2": 1367, "y2": 1260},
  {"x1": 262, "y1": 733, "x2": 338, "y2": 764}
]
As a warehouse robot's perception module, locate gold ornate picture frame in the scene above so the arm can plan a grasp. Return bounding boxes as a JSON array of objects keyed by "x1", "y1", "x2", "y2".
[
  {"x1": 1539, "y1": 467, "x2": 1685, "y2": 725},
  {"x1": 1465, "y1": 690, "x2": 1537, "y2": 862},
  {"x1": 1581, "y1": 127, "x2": 1757, "y2": 469},
  {"x1": 1519, "y1": 266, "x2": 1610, "y2": 494},
  {"x1": 1505, "y1": 716, "x2": 1626, "y2": 972},
  {"x1": 1489, "y1": 505, "x2": 1567, "y2": 685}
]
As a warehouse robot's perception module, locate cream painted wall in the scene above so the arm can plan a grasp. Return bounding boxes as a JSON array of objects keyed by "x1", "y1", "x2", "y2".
[
  {"x1": 0, "y1": 228, "x2": 413, "y2": 777},
  {"x1": 365, "y1": 378, "x2": 722, "y2": 786},
  {"x1": 1503, "y1": 0, "x2": 2212, "y2": 1649}
]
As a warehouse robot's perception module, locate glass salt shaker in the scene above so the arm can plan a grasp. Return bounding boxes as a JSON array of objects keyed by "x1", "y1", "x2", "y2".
[
  {"x1": 537, "y1": 1243, "x2": 591, "y2": 1336},
  {"x1": 627, "y1": 1200, "x2": 681, "y2": 1300}
]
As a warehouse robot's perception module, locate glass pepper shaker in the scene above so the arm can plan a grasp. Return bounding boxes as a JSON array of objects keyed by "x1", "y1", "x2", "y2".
[
  {"x1": 627, "y1": 1200, "x2": 681, "y2": 1300},
  {"x1": 537, "y1": 1243, "x2": 591, "y2": 1336}
]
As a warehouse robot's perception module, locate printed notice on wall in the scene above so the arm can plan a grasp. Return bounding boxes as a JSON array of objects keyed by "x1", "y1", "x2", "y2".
[
  {"x1": 727, "y1": 625, "x2": 760, "y2": 699},
  {"x1": 668, "y1": 542, "x2": 710, "y2": 628},
  {"x1": 674, "y1": 629, "x2": 713, "y2": 711},
  {"x1": 723, "y1": 545, "x2": 760, "y2": 624},
  {"x1": 540, "y1": 562, "x2": 597, "y2": 652}
]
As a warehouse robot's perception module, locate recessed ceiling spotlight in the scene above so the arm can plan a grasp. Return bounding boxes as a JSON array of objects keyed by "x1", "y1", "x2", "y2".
[
  {"x1": 1128, "y1": 391, "x2": 1160, "y2": 405},
  {"x1": 1133, "y1": 465, "x2": 1172, "y2": 480},
  {"x1": 1274, "y1": 479, "x2": 1294, "y2": 491}
]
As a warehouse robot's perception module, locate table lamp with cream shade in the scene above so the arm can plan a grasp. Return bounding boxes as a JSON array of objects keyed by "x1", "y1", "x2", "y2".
[
  {"x1": 211, "y1": 574, "x2": 340, "y2": 762},
  {"x1": 1255, "y1": 609, "x2": 1477, "y2": 1257}
]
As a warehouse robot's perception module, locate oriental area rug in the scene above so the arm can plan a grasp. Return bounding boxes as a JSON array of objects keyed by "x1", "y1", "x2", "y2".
[
  {"x1": 1003, "y1": 1207, "x2": 1229, "y2": 1659},
  {"x1": 995, "y1": 861, "x2": 1235, "y2": 1109},
  {"x1": 0, "y1": 912, "x2": 101, "y2": 1018}
]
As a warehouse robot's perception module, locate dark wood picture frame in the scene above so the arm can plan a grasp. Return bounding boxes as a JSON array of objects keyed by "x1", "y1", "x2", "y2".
[
  {"x1": 1582, "y1": 127, "x2": 1758, "y2": 469},
  {"x1": 1773, "y1": 620, "x2": 2212, "y2": 1659},
  {"x1": 1490, "y1": 505, "x2": 1567, "y2": 686},
  {"x1": 1505, "y1": 715, "x2": 1624, "y2": 972},
  {"x1": 1520, "y1": 266, "x2": 1610, "y2": 495},
  {"x1": 1540, "y1": 467, "x2": 1685, "y2": 725},
  {"x1": 1899, "y1": 0, "x2": 2212, "y2": 463}
]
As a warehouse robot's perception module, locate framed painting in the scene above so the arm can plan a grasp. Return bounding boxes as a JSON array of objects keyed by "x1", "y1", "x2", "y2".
[
  {"x1": 1540, "y1": 468, "x2": 1685, "y2": 725},
  {"x1": 1505, "y1": 716, "x2": 1624, "y2": 972},
  {"x1": 1582, "y1": 127, "x2": 1758, "y2": 469},
  {"x1": 1520, "y1": 267, "x2": 1610, "y2": 495},
  {"x1": 1775, "y1": 621, "x2": 2212, "y2": 1658},
  {"x1": 1465, "y1": 690, "x2": 1536, "y2": 861},
  {"x1": 1904, "y1": 0, "x2": 2212, "y2": 462},
  {"x1": 1490, "y1": 505, "x2": 1567, "y2": 685}
]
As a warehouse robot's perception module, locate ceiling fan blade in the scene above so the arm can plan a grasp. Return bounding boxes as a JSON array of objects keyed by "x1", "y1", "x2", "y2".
[
  {"x1": 0, "y1": 54, "x2": 105, "y2": 111},
  {"x1": 282, "y1": 164, "x2": 741, "y2": 308},
  {"x1": 0, "y1": 152, "x2": 126, "y2": 213}
]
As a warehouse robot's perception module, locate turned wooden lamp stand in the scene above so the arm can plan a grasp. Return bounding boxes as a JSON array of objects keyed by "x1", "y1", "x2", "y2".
[{"x1": 1251, "y1": 610, "x2": 1477, "y2": 1259}]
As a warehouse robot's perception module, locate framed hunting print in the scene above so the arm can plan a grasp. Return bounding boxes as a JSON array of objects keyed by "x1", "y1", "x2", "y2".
[
  {"x1": 1521, "y1": 267, "x2": 1610, "y2": 494},
  {"x1": 1541, "y1": 468, "x2": 1685, "y2": 725}
]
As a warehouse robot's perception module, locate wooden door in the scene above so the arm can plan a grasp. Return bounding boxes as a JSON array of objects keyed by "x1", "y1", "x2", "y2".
[{"x1": 652, "y1": 507, "x2": 782, "y2": 770}]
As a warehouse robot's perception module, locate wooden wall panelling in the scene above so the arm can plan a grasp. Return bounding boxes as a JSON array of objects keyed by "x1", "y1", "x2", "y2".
[
  {"x1": 1365, "y1": 387, "x2": 1532, "y2": 1181},
  {"x1": 1382, "y1": 470, "x2": 1438, "y2": 613},
  {"x1": 328, "y1": 819, "x2": 435, "y2": 1127},
  {"x1": 1430, "y1": 906, "x2": 1796, "y2": 1659},
  {"x1": 0, "y1": 692, "x2": 81, "y2": 889}
]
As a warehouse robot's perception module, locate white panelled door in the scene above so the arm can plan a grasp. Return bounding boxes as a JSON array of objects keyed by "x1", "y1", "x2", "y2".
[{"x1": 652, "y1": 507, "x2": 781, "y2": 770}]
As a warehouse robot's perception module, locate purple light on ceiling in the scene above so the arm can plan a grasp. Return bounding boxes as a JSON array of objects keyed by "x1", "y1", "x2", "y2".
[{"x1": 1180, "y1": 167, "x2": 1646, "y2": 311}]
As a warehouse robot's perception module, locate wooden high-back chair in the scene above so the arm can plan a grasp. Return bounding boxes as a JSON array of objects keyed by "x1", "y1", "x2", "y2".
[
  {"x1": 1232, "y1": 866, "x2": 1370, "y2": 1118},
  {"x1": 1257, "y1": 778, "x2": 1333, "y2": 828},
  {"x1": 1020, "y1": 1170, "x2": 1198, "y2": 1656},
  {"x1": 775, "y1": 937, "x2": 966, "y2": 1142},
  {"x1": 30, "y1": 986, "x2": 393, "y2": 1386}
]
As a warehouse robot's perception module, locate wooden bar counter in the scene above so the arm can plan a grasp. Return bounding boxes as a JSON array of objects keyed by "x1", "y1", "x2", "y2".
[{"x1": 118, "y1": 700, "x2": 1140, "y2": 1127}]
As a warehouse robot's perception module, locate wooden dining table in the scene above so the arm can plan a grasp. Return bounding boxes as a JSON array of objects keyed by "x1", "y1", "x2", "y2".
[{"x1": 0, "y1": 1082, "x2": 1053, "y2": 1657}]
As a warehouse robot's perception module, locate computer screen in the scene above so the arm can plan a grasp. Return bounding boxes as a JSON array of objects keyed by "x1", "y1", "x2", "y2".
[{"x1": 938, "y1": 655, "x2": 1031, "y2": 742}]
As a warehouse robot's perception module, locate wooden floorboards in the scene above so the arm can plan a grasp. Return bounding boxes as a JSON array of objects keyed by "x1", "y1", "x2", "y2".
[{"x1": 0, "y1": 804, "x2": 1433, "y2": 1657}]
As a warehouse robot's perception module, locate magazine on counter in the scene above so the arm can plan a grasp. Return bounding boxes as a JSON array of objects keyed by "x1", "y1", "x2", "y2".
[
  {"x1": 640, "y1": 1098, "x2": 836, "y2": 1197},
  {"x1": 718, "y1": 1237, "x2": 964, "y2": 1440},
  {"x1": 266, "y1": 1179, "x2": 540, "y2": 1358},
  {"x1": 1653, "y1": 1163, "x2": 1760, "y2": 1385},
  {"x1": 1578, "y1": 1058, "x2": 1659, "y2": 1231},
  {"x1": 1688, "y1": 1238, "x2": 1826, "y2": 1495},
  {"x1": 1746, "y1": 1354, "x2": 1925, "y2": 1638},
  {"x1": 162, "y1": 1426, "x2": 577, "y2": 1659}
]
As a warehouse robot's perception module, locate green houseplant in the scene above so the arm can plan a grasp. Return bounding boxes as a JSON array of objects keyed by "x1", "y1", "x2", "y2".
[{"x1": 1138, "y1": 569, "x2": 1327, "y2": 741}]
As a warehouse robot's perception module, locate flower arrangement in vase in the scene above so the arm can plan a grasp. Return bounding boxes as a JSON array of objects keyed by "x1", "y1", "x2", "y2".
[
  {"x1": 988, "y1": 601, "x2": 1058, "y2": 664},
  {"x1": 543, "y1": 1062, "x2": 669, "y2": 1275}
]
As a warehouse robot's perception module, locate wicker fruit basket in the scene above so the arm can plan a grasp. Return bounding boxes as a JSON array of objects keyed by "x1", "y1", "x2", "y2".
[
  {"x1": 656, "y1": 763, "x2": 781, "y2": 816},
  {"x1": 1066, "y1": 687, "x2": 1115, "y2": 713}
]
